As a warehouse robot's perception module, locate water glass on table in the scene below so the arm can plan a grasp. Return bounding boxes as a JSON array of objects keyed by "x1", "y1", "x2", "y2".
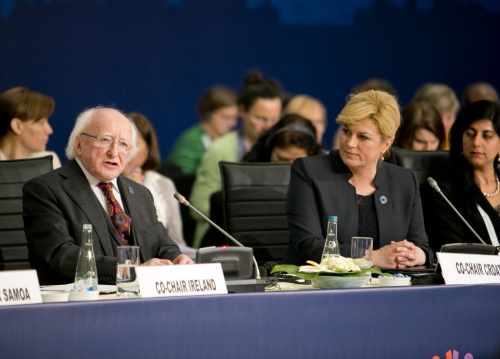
[
  {"x1": 116, "y1": 245, "x2": 140, "y2": 297},
  {"x1": 351, "y1": 237, "x2": 373, "y2": 269}
]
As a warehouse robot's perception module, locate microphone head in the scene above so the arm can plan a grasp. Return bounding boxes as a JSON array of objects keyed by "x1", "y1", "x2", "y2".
[
  {"x1": 173, "y1": 192, "x2": 189, "y2": 206},
  {"x1": 427, "y1": 177, "x2": 441, "y2": 192}
]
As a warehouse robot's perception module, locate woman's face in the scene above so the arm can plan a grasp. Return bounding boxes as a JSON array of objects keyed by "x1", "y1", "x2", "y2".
[
  {"x1": 242, "y1": 98, "x2": 282, "y2": 143},
  {"x1": 207, "y1": 105, "x2": 238, "y2": 138},
  {"x1": 270, "y1": 145, "x2": 307, "y2": 163},
  {"x1": 123, "y1": 134, "x2": 148, "y2": 181},
  {"x1": 411, "y1": 128, "x2": 440, "y2": 151},
  {"x1": 338, "y1": 118, "x2": 392, "y2": 171},
  {"x1": 293, "y1": 104, "x2": 326, "y2": 143},
  {"x1": 462, "y1": 118, "x2": 500, "y2": 170},
  {"x1": 13, "y1": 117, "x2": 53, "y2": 153}
]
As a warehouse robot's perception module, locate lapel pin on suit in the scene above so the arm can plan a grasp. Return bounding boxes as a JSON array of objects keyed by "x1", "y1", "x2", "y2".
[
  {"x1": 128, "y1": 185, "x2": 135, "y2": 195},
  {"x1": 379, "y1": 195, "x2": 388, "y2": 205}
]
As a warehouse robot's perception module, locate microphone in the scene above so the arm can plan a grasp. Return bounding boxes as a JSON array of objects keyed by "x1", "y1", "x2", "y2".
[
  {"x1": 426, "y1": 177, "x2": 487, "y2": 245},
  {"x1": 173, "y1": 192, "x2": 261, "y2": 280}
]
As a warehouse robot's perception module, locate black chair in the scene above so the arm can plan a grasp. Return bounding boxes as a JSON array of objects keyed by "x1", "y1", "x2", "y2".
[
  {"x1": 0, "y1": 156, "x2": 53, "y2": 270},
  {"x1": 219, "y1": 161, "x2": 291, "y2": 268},
  {"x1": 388, "y1": 147, "x2": 450, "y2": 184}
]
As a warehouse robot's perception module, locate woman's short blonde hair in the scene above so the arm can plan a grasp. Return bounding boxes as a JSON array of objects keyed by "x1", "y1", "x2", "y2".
[
  {"x1": 284, "y1": 95, "x2": 326, "y2": 123},
  {"x1": 336, "y1": 90, "x2": 400, "y2": 139}
]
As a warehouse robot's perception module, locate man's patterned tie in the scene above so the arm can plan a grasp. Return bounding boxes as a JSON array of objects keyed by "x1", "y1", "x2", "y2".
[{"x1": 97, "y1": 182, "x2": 131, "y2": 245}]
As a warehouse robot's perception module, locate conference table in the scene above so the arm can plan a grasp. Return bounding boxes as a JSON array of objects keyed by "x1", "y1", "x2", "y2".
[{"x1": 1, "y1": 283, "x2": 499, "y2": 359}]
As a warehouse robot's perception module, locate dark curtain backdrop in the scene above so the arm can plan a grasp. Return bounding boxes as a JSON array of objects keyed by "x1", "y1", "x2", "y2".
[{"x1": 0, "y1": 0, "x2": 499, "y2": 160}]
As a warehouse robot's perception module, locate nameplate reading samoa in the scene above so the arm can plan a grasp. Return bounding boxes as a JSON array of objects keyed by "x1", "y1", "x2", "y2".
[
  {"x1": 0, "y1": 270, "x2": 42, "y2": 306},
  {"x1": 136, "y1": 263, "x2": 227, "y2": 297},
  {"x1": 437, "y1": 252, "x2": 500, "y2": 285}
]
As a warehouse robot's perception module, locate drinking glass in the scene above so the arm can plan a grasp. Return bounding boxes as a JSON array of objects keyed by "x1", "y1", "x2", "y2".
[
  {"x1": 351, "y1": 237, "x2": 373, "y2": 269},
  {"x1": 116, "y1": 245, "x2": 140, "y2": 297}
]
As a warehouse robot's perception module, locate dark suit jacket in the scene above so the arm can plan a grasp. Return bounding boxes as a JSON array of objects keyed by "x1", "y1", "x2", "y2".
[
  {"x1": 286, "y1": 151, "x2": 432, "y2": 265},
  {"x1": 23, "y1": 160, "x2": 181, "y2": 284},
  {"x1": 421, "y1": 167, "x2": 500, "y2": 253}
]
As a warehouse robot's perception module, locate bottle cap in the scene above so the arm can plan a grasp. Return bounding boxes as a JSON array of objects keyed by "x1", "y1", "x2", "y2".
[{"x1": 328, "y1": 215, "x2": 338, "y2": 222}]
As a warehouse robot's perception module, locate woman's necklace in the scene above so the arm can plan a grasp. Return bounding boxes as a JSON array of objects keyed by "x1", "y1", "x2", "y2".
[{"x1": 482, "y1": 177, "x2": 500, "y2": 198}]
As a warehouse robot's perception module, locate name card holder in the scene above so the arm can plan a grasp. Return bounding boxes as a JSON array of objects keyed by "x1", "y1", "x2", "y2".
[
  {"x1": 437, "y1": 252, "x2": 500, "y2": 285},
  {"x1": 136, "y1": 263, "x2": 227, "y2": 298},
  {"x1": 0, "y1": 270, "x2": 42, "y2": 306}
]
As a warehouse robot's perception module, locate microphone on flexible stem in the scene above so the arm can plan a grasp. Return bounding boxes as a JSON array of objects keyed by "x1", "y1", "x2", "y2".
[
  {"x1": 173, "y1": 192, "x2": 261, "y2": 280},
  {"x1": 426, "y1": 177, "x2": 487, "y2": 245}
]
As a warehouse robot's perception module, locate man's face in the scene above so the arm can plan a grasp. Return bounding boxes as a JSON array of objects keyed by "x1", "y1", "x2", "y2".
[
  {"x1": 241, "y1": 98, "x2": 282, "y2": 143},
  {"x1": 75, "y1": 109, "x2": 133, "y2": 182}
]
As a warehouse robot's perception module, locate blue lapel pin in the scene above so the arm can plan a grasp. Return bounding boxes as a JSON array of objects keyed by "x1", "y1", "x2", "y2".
[{"x1": 379, "y1": 195, "x2": 388, "y2": 205}]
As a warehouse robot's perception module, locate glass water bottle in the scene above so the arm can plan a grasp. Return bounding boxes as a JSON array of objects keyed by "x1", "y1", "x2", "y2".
[
  {"x1": 72, "y1": 224, "x2": 98, "y2": 294},
  {"x1": 320, "y1": 215, "x2": 340, "y2": 263}
]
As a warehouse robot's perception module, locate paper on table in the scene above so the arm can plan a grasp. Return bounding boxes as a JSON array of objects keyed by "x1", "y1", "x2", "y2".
[{"x1": 40, "y1": 284, "x2": 116, "y2": 294}]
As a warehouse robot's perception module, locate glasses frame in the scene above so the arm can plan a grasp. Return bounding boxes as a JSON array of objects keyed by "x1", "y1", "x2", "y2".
[{"x1": 80, "y1": 132, "x2": 131, "y2": 154}]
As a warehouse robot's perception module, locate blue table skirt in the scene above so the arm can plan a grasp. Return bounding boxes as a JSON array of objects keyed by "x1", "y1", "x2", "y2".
[{"x1": 1, "y1": 284, "x2": 499, "y2": 359}]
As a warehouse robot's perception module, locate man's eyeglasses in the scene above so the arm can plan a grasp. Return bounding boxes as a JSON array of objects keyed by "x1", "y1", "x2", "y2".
[{"x1": 80, "y1": 133, "x2": 131, "y2": 154}]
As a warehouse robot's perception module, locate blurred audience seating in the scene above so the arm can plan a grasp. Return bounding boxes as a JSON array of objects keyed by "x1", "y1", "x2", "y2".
[{"x1": 388, "y1": 147, "x2": 450, "y2": 185}]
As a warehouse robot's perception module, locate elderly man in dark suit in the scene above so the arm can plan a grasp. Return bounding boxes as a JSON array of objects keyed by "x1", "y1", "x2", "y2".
[{"x1": 23, "y1": 107, "x2": 192, "y2": 284}]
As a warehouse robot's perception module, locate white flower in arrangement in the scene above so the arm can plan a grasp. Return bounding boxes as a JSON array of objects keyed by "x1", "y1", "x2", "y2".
[
  {"x1": 321, "y1": 256, "x2": 361, "y2": 272},
  {"x1": 298, "y1": 256, "x2": 362, "y2": 273}
]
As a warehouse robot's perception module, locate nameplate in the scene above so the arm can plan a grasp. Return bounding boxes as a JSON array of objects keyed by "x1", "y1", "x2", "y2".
[
  {"x1": 136, "y1": 263, "x2": 227, "y2": 297},
  {"x1": 437, "y1": 252, "x2": 500, "y2": 285},
  {"x1": 0, "y1": 270, "x2": 42, "y2": 306}
]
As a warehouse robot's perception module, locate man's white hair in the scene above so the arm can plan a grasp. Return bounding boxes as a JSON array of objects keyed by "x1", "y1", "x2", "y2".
[{"x1": 65, "y1": 106, "x2": 138, "y2": 160}]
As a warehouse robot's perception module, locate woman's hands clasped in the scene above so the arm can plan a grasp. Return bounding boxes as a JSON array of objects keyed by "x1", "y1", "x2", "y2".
[{"x1": 371, "y1": 240, "x2": 426, "y2": 269}]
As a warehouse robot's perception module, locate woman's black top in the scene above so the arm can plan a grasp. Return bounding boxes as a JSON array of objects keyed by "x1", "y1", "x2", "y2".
[{"x1": 356, "y1": 194, "x2": 380, "y2": 249}]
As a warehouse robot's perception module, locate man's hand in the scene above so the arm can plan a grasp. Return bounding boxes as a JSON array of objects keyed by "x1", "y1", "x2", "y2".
[
  {"x1": 173, "y1": 254, "x2": 194, "y2": 265},
  {"x1": 141, "y1": 255, "x2": 193, "y2": 266},
  {"x1": 142, "y1": 258, "x2": 173, "y2": 266}
]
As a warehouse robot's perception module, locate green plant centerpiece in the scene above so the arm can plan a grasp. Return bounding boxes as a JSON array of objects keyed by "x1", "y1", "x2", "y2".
[{"x1": 272, "y1": 256, "x2": 382, "y2": 289}]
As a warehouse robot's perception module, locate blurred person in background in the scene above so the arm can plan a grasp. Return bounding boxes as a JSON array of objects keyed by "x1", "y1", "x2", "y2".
[
  {"x1": 0, "y1": 86, "x2": 60, "y2": 168},
  {"x1": 462, "y1": 82, "x2": 498, "y2": 105},
  {"x1": 413, "y1": 83, "x2": 460, "y2": 150},
  {"x1": 190, "y1": 71, "x2": 282, "y2": 247},
  {"x1": 395, "y1": 100, "x2": 446, "y2": 151},
  {"x1": 168, "y1": 86, "x2": 238, "y2": 175},
  {"x1": 203, "y1": 114, "x2": 320, "y2": 248},
  {"x1": 287, "y1": 90, "x2": 431, "y2": 268},
  {"x1": 124, "y1": 112, "x2": 194, "y2": 257},
  {"x1": 422, "y1": 100, "x2": 500, "y2": 252},
  {"x1": 244, "y1": 113, "x2": 320, "y2": 162},
  {"x1": 284, "y1": 95, "x2": 327, "y2": 144},
  {"x1": 350, "y1": 78, "x2": 398, "y2": 97}
]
